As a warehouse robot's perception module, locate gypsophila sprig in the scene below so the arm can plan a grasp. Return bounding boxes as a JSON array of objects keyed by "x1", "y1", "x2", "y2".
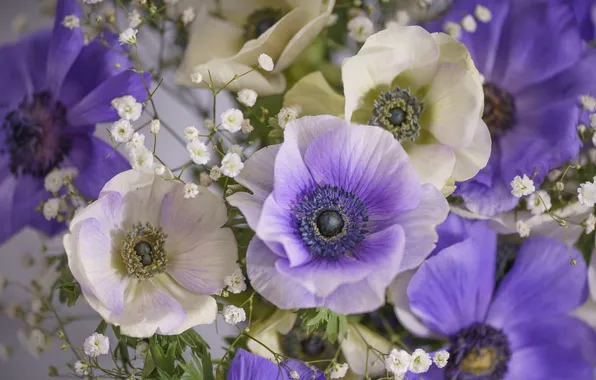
[
  {"x1": 385, "y1": 349, "x2": 411, "y2": 375},
  {"x1": 330, "y1": 363, "x2": 349, "y2": 379},
  {"x1": 220, "y1": 153, "x2": 244, "y2": 178},
  {"x1": 112, "y1": 95, "x2": 143, "y2": 122},
  {"x1": 223, "y1": 305, "x2": 246, "y2": 325},
  {"x1": 221, "y1": 109, "x2": 244, "y2": 132},
  {"x1": 578, "y1": 178, "x2": 596, "y2": 206},
  {"x1": 74, "y1": 361, "x2": 89, "y2": 376},
  {"x1": 187, "y1": 140, "x2": 211, "y2": 165},
  {"x1": 347, "y1": 16, "x2": 374, "y2": 42},
  {"x1": 510, "y1": 175, "x2": 535, "y2": 198},
  {"x1": 184, "y1": 183, "x2": 200, "y2": 199},
  {"x1": 83, "y1": 333, "x2": 109, "y2": 358},
  {"x1": 516, "y1": 220, "x2": 531, "y2": 237},
  {"x1": 237, "y1": 89, "x2": 258, "y2": 107},
  {"x1": 184, "y1": 126, "x2": 200, "y2": 142},
  {"x1": 111, "y1": 120, "x2": 134, "y2": 143},
  {"x1": 257, "y1": 54, "x2": 274, "y2": 72},
  {"x1": 150, "y1": 119, "x2": 161, "y2": 134},
  {"x1": 408, "y1": 349, "x2": 432, "y2": 374},
  {"x1": 224, "y1": 269, "x2": 247, "y2": 294},
  {"x1": 433, "y1": 350, "x2": 449, "y2": 369}
]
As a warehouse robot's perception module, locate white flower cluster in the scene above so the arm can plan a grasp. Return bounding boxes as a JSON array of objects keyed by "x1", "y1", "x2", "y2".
[
  {"x1": 223, "y1": 305, "x2": 246, "y2": 325},
  {"x1": 83, "y1": 333, "x2": 110, "y2": 358},
  {"x1": 384, "y1": 348, "x2": 449, "y2": 378},
  {"x1": 578, "y1": 177, "x2": 596, "y2": 207},
  {"x1": 510, "y1": 175, "x2": 535, "y2": 198}
]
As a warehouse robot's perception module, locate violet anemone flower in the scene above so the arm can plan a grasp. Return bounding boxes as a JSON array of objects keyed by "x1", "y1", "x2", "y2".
[
  {"x1": 227, "y1": 349, "x2": 325, "y2": 380},
  {"x1": 423, "y1": 0, "x2": 596, "y2": 216},
  {"x1": 228, "y1": 115, "x2": 449, "y2": 314},
  {"x1": 0, "y1": 0, "x2": 148, "y2": 243},
  {"x1": 392, "y1": 216, "x2": 596, "y2": 379}
]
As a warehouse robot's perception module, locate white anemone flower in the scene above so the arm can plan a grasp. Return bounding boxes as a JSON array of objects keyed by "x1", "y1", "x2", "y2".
[
  {"x1": 64, "y1": 170, "x2": 239, "y2": 337},
  {"x1": 176, "y1": 0, "x2": 335, "y2": 95}
]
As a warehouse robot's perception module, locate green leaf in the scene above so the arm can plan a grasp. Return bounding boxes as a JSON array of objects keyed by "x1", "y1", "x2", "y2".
[
  {"x1": 199, "y1": 351, "x2": 214, "y2": 380},
  {"x1": 300, "y1": 308, "x2": 347, "y2": 343},
  {"x1": 142, "y1": 350, "x2": 157, "y2": 378},
  {"x1": 150, "y1": 336, "x2": 167, "y2": 368},
  {"x1": 95, "y1": 320, "x2": 108, "y2": 334},
  {"x1": 163, "y1": 341, "x2": 178, "y2": 374},
  {"x1": 180, "y1": 355, "x2": 204, "y2": 380}
]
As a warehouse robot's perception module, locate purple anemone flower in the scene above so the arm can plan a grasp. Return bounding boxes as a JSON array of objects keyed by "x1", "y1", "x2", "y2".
[
  {"x1": 393, "y1": 215, "x2": 596, "y2": 379},
  {"x1": 424, "y1": 0, "x2": 596, "y2": 216},
  {"x1": 228, "y1": 349, "x2": 326, "y2": 380},
  {"x1": 0, "y1": 0, "x2": 148, "y2": 243},
  {"x1": 228, "y1": 115, "x2": 448, "y2": 314},
  {"x1": 567, "y1": 0, "x2": 596, "y2": 42}
]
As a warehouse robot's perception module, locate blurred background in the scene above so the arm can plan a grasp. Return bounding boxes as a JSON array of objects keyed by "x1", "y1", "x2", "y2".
[{"x1": 0, "y1": 1, "x2": 236, "y2": 378}]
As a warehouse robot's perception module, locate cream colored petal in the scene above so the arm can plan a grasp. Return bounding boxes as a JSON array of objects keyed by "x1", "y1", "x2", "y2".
[
  {"x1": 247, "y1": 310, "x2": 297, "y2": 359},
  {"x1": 284, "y1": 71, "x2": 344, "y2": 116},
  {"x1": 407, "y1": 143, "x2": 456, "y2": 191},
  {"x1": 422, "y1": 62, "x2": 483, "y2": 149},
  {"x1": 340, "y1": 324, "x2": 392, "y2": 376},
  {"x1": 219, "y1": 0, "x2": 292, "y2": 25},
  {"x1": 451, "y1": 119, "x2": 491, "y2": 182}
]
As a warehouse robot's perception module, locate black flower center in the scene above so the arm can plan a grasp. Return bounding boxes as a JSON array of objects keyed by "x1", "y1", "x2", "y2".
[
  {"x1": 370, "y1": 87, "x2": 424, "y2": 141},
  {"x1": 446, "y1": 323, "x2": 511, "y2": 380},
  {"x1": 281, "y1": 322, "x2": 339, "y2": 370},
  {"x1": 482, "y1": 83, "x2": 516, "y2": 138},
  {"x1": 245, "y1": 8, "x2": 283, "y2": 40},
  {"x1": 294, "y1": 184, "x2": 368, "y2": 261},
  {"x1": 121, "y1": 223, "x2": 168, "y2": 279},
  {"x1": 134, "y1": 241, "x2": 154, "y2": 266},
  {"x1": 2, "y1": 92, "x2": 72, "y2": 178}
]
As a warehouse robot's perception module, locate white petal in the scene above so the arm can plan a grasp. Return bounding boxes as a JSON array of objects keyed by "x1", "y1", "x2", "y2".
[
  {"x1": 451, "y1": 118, "x2": 492, "y2": 182},
  {"x1": 432, "y1": 32, "x2": 484, "y2": 93},
  {"x1": 340, "y1": 324, "x2": 392, "y2": 376},
  {"x1": 407, "y1": 143, "x2": 456, "y2": 192},
  {"x1": 247, "y1": 310, "x2": 297, "y2": 359},
  {"x1": 283, "y1": 71, "x2": 345, "y2": 117}
]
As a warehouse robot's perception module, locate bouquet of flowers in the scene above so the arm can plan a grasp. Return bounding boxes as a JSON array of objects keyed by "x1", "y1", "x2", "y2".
[{"x1": 1, "y1": 0, "x2": 596, "y2": 379}]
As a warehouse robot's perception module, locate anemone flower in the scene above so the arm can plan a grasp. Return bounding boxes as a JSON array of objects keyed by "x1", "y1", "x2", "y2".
[
  {"x1": 228, "y1": 348, "x2": 326, "y2": 380},
  {"x1": 0, "y1": 0, "x2": 148, "y2": 243}
]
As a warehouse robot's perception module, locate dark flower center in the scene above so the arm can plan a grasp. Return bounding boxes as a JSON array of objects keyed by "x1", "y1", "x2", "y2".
[
  {"x1": 121, "y1": 223, "x2": 168, "y2": 279},
  {"x1": 294, "y1": 184, "x2": 368, "y2": 261},
  {"x1": 482, "y1": 83, "x2": 516, "y2": 138},
  {"x1": 445, "y1": 323, "x2": 511, "y2": 380},
  {"x1": 281, "y1": 322, "x2": 339, "y2": 369},
  {"x1": 2, "y1": 92, "x2": 72, "y2": 178},
  {"x1": 495, "y1": 239, "x2": 520, "y2": 284},
  {"x1": 134, "y1": 241, "x2": 154, "y2": 266},
  {"x1": 370, "y1": 87, "x2": 424, "y2": 141},
  {"x1": 245, "y1": 8, "x2": 283, "y2": 40}
]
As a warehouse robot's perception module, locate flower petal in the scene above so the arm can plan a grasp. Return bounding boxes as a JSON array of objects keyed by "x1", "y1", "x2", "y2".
[
  {"x1": 406, "y1": 143, "x2": 456, "y2": 192},
  {"x1": 451, "y1": 119, "x2": 491, "y2": 182},
  {"x1": 340, "y1": 324, "x2": 392, "y2": 376},
  {"x1": 283, "y1": 71, "x2": 345, "y2": 117}
]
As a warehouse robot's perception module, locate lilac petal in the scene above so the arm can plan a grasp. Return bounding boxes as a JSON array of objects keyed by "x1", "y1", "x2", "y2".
[
  {"x1": 303, "y1": 123, "x2": 421, "y2": 220},
  {"x1": 276, "y1": 224, "x2": 405, "y2": 302},
  {"x1": 47, "y1": 0, "x2": 84, "y2": 98},
  {"x1": 285, "y1": 115, "x2": 347, "y2": 156},
  {"x1": 393, "y1": 183, "x2": 448, "y2": 271},
  {"x1": 487, "y1": 237, "x2": 587, "y2": 329},
  {"x1": 506, "y1": 345, "x2": 593, "y2": 380},
  {"x1": 67, "y1": 136, "x2": 130, "y2": 200},
  {"x1": 246, "y1": 237, "x2": 321, "y2": 310},
  {"x1": 77, "y1": 218, "x2": 128, "y2": 314},
  {"x1": 0, "y1": 176, "x2": 22, "y2": 244},
  {"x1": 456, "y1": 173, "x2": 520, "y2": 217},
  {"x1": 59, "y1": 31, "x2": 133, "y2": 108},
  {"x1": 227, "y1": 144, "x2": 280, "y2": 230},
  {"x1": 408, "y1": 229, "x2": 497, "y2": 336},
  {"x1": 228, "y1": 349, "x2": 325, "y2": 380},
  {"x1": 66, "y1": 70, "x2": 150, "y2": 127},
  {"x1": 572, "y1": 0, "x2": 596, "y2": 41},
  {"x1": 490, "y1": 1, "x2": 583, "y2": 93}
]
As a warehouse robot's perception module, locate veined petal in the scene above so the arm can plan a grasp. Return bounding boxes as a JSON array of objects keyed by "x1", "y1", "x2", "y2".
[{"x1": 451, "y1": 119, "x2": 491, "y2": 182}]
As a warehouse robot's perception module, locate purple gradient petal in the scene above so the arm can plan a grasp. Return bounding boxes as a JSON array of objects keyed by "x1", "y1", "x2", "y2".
[
  {"x1": 47, "y1": 0, "x2": 84, "y2": 98},
  {"x1": 506, "y1": 345, "x2": 593, "y2": 380},
  {"x1": 66, "y1": 70, "x2": 150, "y2": 127},
  {"x1": 285, "y1": 115, "x2": 346, "y2": 156},
  {"x1": 455, "y1": 170, "x2": 520, "y2": 217},
  {"x1": 571, "y1": 0, "x2": 596, "y2": 41},
  {"x1": 408, "y1": 226, "x2": 497, "y2": 336},
  {"x1": 487, "y1": 237, "x2": 587, "y2": 329},
  {"x1": 228, "y1": 349, "x2": 325, "y2": 380},
  {"x1": 5, "y1": 30, "x2": 52, "y2": 97},
  {"x1": 0, "y1": 176, "x2": 22, "y2": 244}
]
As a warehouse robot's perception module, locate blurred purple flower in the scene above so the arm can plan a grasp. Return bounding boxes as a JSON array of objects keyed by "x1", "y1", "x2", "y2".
[
  {"x1": 424, "y1": 0, "x2": 596, "y2": 216},
  {"x1": 228, "y1": 115, "x2": 449, "y2": 314},
  {"x1": 0, "y1": 0, "x2": 148, "y2": 243},
  {"x1": 227, "y1": 349, "x2": 326, "y2": 380}
]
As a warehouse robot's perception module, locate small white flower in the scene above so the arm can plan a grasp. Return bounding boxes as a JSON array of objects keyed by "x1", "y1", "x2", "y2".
[
  {"x1": 150, "y1": 119, "x2": 161, "y2": 134},
  {"x1": 330, "y1": 363, "x2": 349, "y2": 379},
  {"x1": 199, "y1": 172, "x2": 213, "y2": 186},
  {"x1": 187, "y1": 140, "x2": 211, "y2": 165},
  {"x1": 516, "y1": 220, "x2": 531, "y2": 238},
  {"x1": 61, "y1": 15, "x2": 80, "y2": 29},
  {"x1": 112, "y1": 95, "x2": 143, "y2": 121},
  {"x1": 474, "y1": 5, "x2": 492, "y2": 23},
  {"x1": 0, "y1": 345, "x2": 11, "y2": 361},
  {"x1": 526, "y1": 190, "x2": 552, "y2": 215},
  {"x1": 327, "y1": 13, "x2": 339, "y2": 26},
  {"x1": 184, "y1": 126, "x2": 200, "y2": 142},
  {"x1": 182, "y1": 7, "x2": 195, "y2": 25},
  {"x1": 0, "y1": 276, "x2": 6, "y2": 296},
  {"x1": 461, "y1": 15, "x2": 477, "y2": 32},
  {"x1": 128, "y1": 10, "x2": 142, "y2": 28},
  {"x1": 118, "y1": 28, "x2": 138, "y2": 45},
  {"x1": 223, "y1": 305, "x2": 246, "y2": 325},
  {"x1": 43, "y1": 198, "x2": 61, "y2": 221},
  {"x1": 83, "y1": 333, "x2": 109, "y2": 358},
  {"x1": 190, "y1": 69, "x2": 203, "y2": 84},
  {"x1": 585, "y1": 214, "x2": 596, "y2": 234},
  {"x1": 126, "y1": 132, "x2": 146, "y2": 152},
  {"x1": 111, "y1": 119, "x2": 134, "y2": 143},
  {"x1": 393, "y1": 10, "x2": 410, "y2": 26},
  {"x1": 258, "y1": 53, "x2": 274, "y2": 72},
  {"x1": 579, "y1": 123, "x2": 587, "y2": 134},
  {"x1": 385, "y1": 349, "x2": 411, "y2": 375},
  {"x1": 289, "y1": 370, "x2": 300, "y2": 380},
  {"x1": 184, "y1": 183, "x2": 200, "y2": 199},
  {"x1": 433, "y1": 350, "x2": 449, "y2": 369},
  {"x1": 510, "y1": 175, "x2": 535, "y2": 198},
  {"x1": 224, "y1": 269, "x2": 247, "y2": 294},
  {"x1": 204, "y1": 119, "x2": 216, "y2": 131},
  {"x1": 581, "y1": 94, "x2": 596, "y2": 112},
  {"x1": 74, "y1": 361, "x2": 89, "y2": 376},
  {"x1": 221, "y1": 108, "x2": 244, "y2": 133},
  {"x1": 237, "y1": 89, "x2": 258, "y2": 107},
  {"x1": 241, "y1": 119, "x2": 254, "y2": 134},
  {"x1": 277, "y1": 106, "x2": 299, "y2": 129},
  {"x1": 130, "y1": 146, "x2": 154, "y2": 173},
  {"x1": 347, "y1": 16, "x2": 374, "y2": 42},
  {"x1": 443, "y1": 21, "x2": 462, "y2": 39},
  {"x1": 44, "y1": 170, "x2": 64, "y2": 193},
  {"x1": 208, "y1": 166, "x2": 221, "y2": 181},
  {"x1": 154, "y1": 164, "x2": 166, "y2": 176},
  {"x1": 578, "y1": 179, "x2": 596, "y2": 206},
  {"x1": 135, "y1": 341, "x2": 149, "y2": 360},
  {"x1": 228, "y1": 144, "x2": 244, "y2": 155},
  {"x1": 409, "y1": 349, "x2": 432, "y2": 374},
  {"x1": 84, "y1": 0, "x2": 104, "y2": 3},
  {"x1": 220, "y1": 153, "x2": 244, "y2": 178},
  {"x1": 590, "y1": 114, "x2": 596, "y2": 129}
]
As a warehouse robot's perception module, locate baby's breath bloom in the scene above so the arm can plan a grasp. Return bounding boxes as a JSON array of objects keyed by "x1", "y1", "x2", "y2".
[
  {"x1": 224, "y1": 269, "x2": 246, "y2": 294},
  {"x1": 220, "y1": 153, "x2": 244, "y2": 178},
  {"x1": 241, "y1": 119, "x2": 254, "y2": 134},
  {"x1": 111, "y1": 119, "x2": 134, "y2": 143},
  {"x1": 181, "y1": 7, "x2": 195, "y2": 25},
  {"x1": 190, "y1": 69, "x2": 203, "y2": 84},
  {"x1": 154, "y1": 164, "x2": 166, "y2": 176},
  {"x1": 184, "y1": 126, "x2": 199, "y2": 142},
  {"x1": 199, "y1": 172, "x2": 212, "y2": 186},
  {"x1": 516, "y1": 220, "x2": 531, "y2": 238},
  {"x1": 118, "y1": 28, "x2": 138, "y2": 45},
  {"x1": 128, "y1": 10, "x2": 142, "y2": 28},
  {"x1": 209, "y1": 166, "x2": 221, "y2": 182},
  {"x1": 221, "y1": 109, "x2": 244, "y2": 133},
  {"x1": 578, "y1": 178, "x2": 596, "y2": 206},
  {"x1": 585, "y1": 214, "x2": 596, "y2": 234},
  {"x1": 510, "y1": 175, "x2": 535, "y2": 198},
  {"x1": 228, "y1": 144, "x2": 244, "y2": 155},
  {"x1": 44, "y1": 170, "x2": 64, "y2": 193},
  {"x1": 187, "y1": 140, "x2": 211, "y2": 165},
  {"x1": 112, "y1": 95, "x2": 143, "y2": 121},
  {"x1": 385, "y1": 349, "x2": 411, "y2": 375},
  {"x1": 278, "y1": 106, "x2": 299, "y2": 129},
  {"x1": 61, "y1": 15, "x2": 80, "y2": 29},
  {"x1": 74, "y1": 361, "x2": 89, "y2": 376},
  {"x1": 581, "y1": 94, "x2": 596, "y2": 112},
  {"x1": 223, "y1": 305, "x2": 246, "y2": 325},
  {"x1": 460, "y1": 15, "x2": 477, "y2": 33},
  {"x1": 526, "y1": 190, "x2": 552, "y2": 215},
  {"x1": 474, "y1": 5, "x2": 492, "y2": 23},
  {"x1": 83, "y1": 333, "x2": 109, "y2": 358},
  {"x1": 150, "y1": 119, "x2": 161, "y2": 134},
  {"x1": 258, "y1": 54, "x2": 274, "y2": 72},
  {"x1": 43, "y1": 198, "x2": 61, "y2": 221},
  {"x1": 126, "y1": 132, "x2": 146, "y2": 152},
  {"x1": 433, "y1": 350, "x2": 449, "y2": 369},
  {"x1": 443, "y1": 21, "x2": 462, "y2": 39},
  {"x1": 347, "y1": 16, "x2": 374, "y2": 42},
  {"x1": 135, "y1": 341, "x2": 149, "y2": 360},
  {"x1": 184, "y1": 183, "x2": 200, "y2": 199},
  {"x1": 409, "y1": 349, "x2": 431, "y2": 374},
  {"x1": 130, "y1": 146, "x2": 154, "y2": 173},
  {"x1": 330, "y1": 363, "x2": 349, "y2": 379},
  {"x1": 237, "y1": 89, "x2": 258, "y2": 107}
]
